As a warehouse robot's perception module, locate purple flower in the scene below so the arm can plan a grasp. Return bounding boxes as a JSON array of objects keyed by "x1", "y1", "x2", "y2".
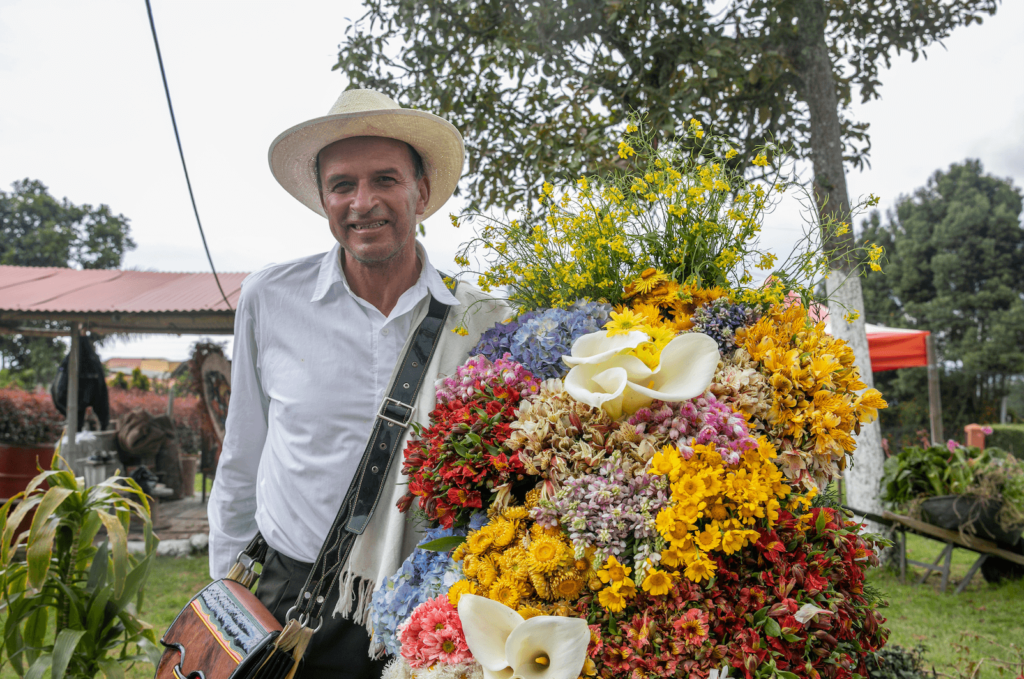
[{"x1": 628, "y1": 393, "x2": 756, "y2": 463}]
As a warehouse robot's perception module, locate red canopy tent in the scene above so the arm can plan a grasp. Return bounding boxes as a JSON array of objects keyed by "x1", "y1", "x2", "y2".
[{"x1": 861, "y1": 323, "x2": 930, "y2": 372}]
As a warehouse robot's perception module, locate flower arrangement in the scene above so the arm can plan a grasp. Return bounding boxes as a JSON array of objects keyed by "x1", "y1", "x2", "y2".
[
  {"x1": 400, "y1": 356, "x2": 540, "y2": 527},
  {"x1": 372, "y1": 119, "x2": 890, "y2": 679}
]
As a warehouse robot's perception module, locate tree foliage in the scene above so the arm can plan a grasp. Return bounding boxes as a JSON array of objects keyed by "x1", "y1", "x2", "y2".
[
  {"x1": 861, "y1": 160, "x2": 1024, "y2": 441},
  {"x1": 0, "y1": 180, "x2": 136, "y2": 386},
  {"x1": 335, "y1": 0, "x2": 997, "y2": 214},
  {"x1": 0, "y1": 179, "x2": 135, "y2": 269}
]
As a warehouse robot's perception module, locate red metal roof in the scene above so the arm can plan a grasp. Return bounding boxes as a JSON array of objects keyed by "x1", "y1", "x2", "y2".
[{"x1": 0, "y1": 265, "x2": 247, "y2": 314}]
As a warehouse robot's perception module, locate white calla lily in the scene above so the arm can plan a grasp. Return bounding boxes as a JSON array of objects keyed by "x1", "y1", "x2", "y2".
[
  {"x1": 457, "y1": 595, "x2": 589, "y2": 679},
  {"x1": 562, "y1": 330, "x2": 720, "y2": 418},
  {"x1": 562, "y1": 330, "x2": 650, "y2": 367},
  {"x1": 459, "y1": 595, "x2": 524, "y2": 672},
  {"x1": 504, "y1": 616, "x2": 590, "y2": 679}
]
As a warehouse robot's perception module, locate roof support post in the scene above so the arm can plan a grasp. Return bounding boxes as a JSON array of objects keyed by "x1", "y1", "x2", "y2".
[
  {"x1": 927, "y1": 333, "x2": 944, "y2": 445},
  {"x1": 66, "y1": 323, "x2": 81, "y2": 455}
]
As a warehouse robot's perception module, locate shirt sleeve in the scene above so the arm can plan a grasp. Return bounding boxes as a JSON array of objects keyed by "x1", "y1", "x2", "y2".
[{"x1": 208, "y1": 280, "x2": 269, "y2": 578}]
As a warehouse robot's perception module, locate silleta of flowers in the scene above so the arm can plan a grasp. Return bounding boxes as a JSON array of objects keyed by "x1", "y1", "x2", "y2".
[{"x1": 372, "y1": 119, "x2": 890, "y2": 679}]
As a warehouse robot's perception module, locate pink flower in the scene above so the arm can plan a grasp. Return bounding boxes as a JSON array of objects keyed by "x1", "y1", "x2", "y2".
[
  {"x1": 672, "y1": 608, "x2": 709, "y2": 648},
  {"x1": 982, "y1": 426, "x2": 993, "y2": 435},
  {"x1": 947, "y1": 439, "x2": 961, "y2": 453},
  {"x1": 399, "y1": 595, "x2": 472, "y2": 668}
]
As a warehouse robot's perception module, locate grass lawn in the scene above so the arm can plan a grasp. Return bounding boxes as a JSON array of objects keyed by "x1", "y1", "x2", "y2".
[
  {"x1": 868, "y1": 533, "x2": 1024, "y2": 678},
  {"x1": 3, "y1": 533, "x2": 1022, "y2": 678}
]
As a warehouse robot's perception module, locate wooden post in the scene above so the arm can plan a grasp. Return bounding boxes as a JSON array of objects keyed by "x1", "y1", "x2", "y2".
[
  {"x1": 66, "y1": 323, "x2": 81, "y2": 455},
  {"x1": 926, "y1": 333, "x2": 944, "y2": 444}
]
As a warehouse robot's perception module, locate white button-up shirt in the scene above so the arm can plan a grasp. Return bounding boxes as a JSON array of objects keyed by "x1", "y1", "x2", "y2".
[{"x1": 207, "y1": 242, "x2": 459, "y2": 578}]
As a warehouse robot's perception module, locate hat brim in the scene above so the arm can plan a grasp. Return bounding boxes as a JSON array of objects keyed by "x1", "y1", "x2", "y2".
[{"x1": 268, "y1": 108, "x2": 465, "y2": 221}]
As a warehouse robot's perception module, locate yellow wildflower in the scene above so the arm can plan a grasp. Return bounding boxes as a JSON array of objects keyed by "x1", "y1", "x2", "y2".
[
  {"x1": 597, "y1": 555, "x2": 631, "y2": 584},
  {"x1": 642, "y1": 568, "x2": 674, "y2": 596}
]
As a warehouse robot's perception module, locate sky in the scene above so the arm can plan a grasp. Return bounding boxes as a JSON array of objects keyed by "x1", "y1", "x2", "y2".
[{"x1": 1, "y1": 0, "x2": 1021, "y2": 363}]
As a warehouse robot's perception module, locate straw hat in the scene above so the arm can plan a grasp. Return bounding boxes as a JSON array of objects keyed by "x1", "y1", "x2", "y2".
[{"x1": 269, "y1": 89, "x2": 465, "y2": 221}]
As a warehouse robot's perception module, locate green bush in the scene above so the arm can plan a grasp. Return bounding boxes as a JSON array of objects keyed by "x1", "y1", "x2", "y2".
[
  {"x1": 865, "y1": 645, "x2": 929, "y2": 679},
  {"x1": 987, "y1": 424, "x2": 1024, "y2": 459}
]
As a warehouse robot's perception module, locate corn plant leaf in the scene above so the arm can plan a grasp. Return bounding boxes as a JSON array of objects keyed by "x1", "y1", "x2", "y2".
[
  {"x1": 97, "y1": 658, "x2": 126, "y2": 679},
  {"x1": 51, "y1": 628, "x2": 86, "y2": 679},
  {"x1": 96, "y1": 511, "x2": 128, "y2": 599},
  {"x1": 22, "y1": 607, "x2": 48, "y2": 667},
  {"x1": 112, "y1": 553, "x2": 153, "y2": 614},
  {"x1": 87, "y1": 586, "x2": 112, "y2": 636},
  {"x1": 24, "y1": 652, "x2": 51, "y2": 679},
  {"x1": 26, "y1": 487, "x2": 74, "y2": 590},
  {"x1": 3, "y1": 495, "x2": 42, "y2": 561},
  {"x1": 5, "y1": 613, "x2": 26, "y2": 676},
  {"x1": 87, "y1": 541, "x2": 109, "y2": 590},
  {"x1": 136, "y1": 637, "x2": 164, "y2": 668}
]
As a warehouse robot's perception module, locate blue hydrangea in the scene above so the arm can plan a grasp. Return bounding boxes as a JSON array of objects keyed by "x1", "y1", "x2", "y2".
[
  {"x1": 508, "y1": 301, "x2": 612, "y2": 380},
  {"x1": 369, "y1": 514, "x2": 485, "y2": 656},
  {"x1": 470, "y1": 310, "x2": 538, "y2": 362},
  {"x1": 690, "y1": 298, "x2": 760, "y2": 354}
]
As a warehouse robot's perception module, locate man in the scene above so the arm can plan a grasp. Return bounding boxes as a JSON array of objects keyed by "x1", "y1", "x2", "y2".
[{"x1": 208, "y1": 89, "x2": 507, "y2": 677}]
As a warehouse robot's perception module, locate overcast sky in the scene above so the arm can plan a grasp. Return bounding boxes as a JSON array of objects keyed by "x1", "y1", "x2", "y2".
[{"x1": 1, "y1": 0, "x2": 1021, "y2": 362}]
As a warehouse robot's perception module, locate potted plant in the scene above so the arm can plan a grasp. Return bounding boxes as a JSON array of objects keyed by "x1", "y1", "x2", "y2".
[
  {"x1": 881, "y1": 443, "x2": 1024, "y2": 545},
  {"x1": 0, "y1": 459, "x2": 160, "y2": 678},
  {"x1": 0, "y1": 388, "x2": 65, "y2": 499}
]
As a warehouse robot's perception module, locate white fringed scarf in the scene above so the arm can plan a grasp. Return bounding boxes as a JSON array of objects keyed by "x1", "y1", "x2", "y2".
[{"x1": 330, "y1": 284, "x2": 510, "y2": 656}]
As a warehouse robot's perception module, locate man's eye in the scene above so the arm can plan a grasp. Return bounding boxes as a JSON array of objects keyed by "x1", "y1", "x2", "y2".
[{"x1": 379, "y1": 176, "x2": 397, "y2": 184}]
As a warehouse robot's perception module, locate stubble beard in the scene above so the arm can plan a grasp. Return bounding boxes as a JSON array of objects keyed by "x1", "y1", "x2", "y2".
[{"x1": 343, "y1": 221, "x2": 416, "y2": 272}]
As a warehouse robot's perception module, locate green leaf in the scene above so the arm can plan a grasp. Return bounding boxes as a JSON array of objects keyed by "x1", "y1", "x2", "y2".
[
  {"x1": 417, "y1": 536, "x2": 467, "y2": 552},
  {"x1": 24, "y1": 652, "x2": 52, "y2": 679},
  {"x1": 776, "y1": 671, "x2": 800, "y2": 679},
  {"x1": 764, "y1": 618, "x2": 782, "y2": 637},
  {"x1": 6, "y1": 611, "x2": 26, "y2": 676},
  {"x1": 87, "y1": 586, "x2": 112, "y2": 635},
  {"x1": 87, "y1": 541, "x2": 109, "y2": 590},
  {"x1": 51, "y1": 629, "x2": 86, "y2": 679},
  {"x1": 26, "y1": 487, "x2": 74, "y2": 590},
  {"x1": 96, "y1": 511, "x2": 128, "y2": 599},
  {"x1": 23, "y1": 607, "x2": 48, "y2": 667},
  {"x1": 112, "y1": 553, "x2": 153, "y2": 614},
  {"x1": 97, "y1": 658, "x2": 126, "y2": 679},
  {"x1": 815, "y1": 509, "x2": 827, "y2": 534},
  {"x1": 3, "y1": 495, "x2": 41, "y2": 560},
  {"x1": 136, "y1": 637, "x2": 165, "y2": 668}
]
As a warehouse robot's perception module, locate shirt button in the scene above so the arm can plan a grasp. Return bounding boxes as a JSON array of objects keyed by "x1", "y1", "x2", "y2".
[{"x1": 381, "y1": 328, "x2": 389, "y2": 336}]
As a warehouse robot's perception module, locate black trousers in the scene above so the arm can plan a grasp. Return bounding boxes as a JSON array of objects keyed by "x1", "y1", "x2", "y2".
[{"x1": 255, "y1": 547, "x2": 388, "y2": 679}]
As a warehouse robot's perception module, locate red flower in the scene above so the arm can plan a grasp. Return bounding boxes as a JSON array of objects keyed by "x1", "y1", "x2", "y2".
[{"x1": 446, "y1": 487, "x2": 483, "y2": 508}]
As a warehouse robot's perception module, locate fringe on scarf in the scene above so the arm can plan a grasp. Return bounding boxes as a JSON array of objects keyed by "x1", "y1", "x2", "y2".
[{"x1": 331, "y1": 567, "x2": 375, "y2": 629}]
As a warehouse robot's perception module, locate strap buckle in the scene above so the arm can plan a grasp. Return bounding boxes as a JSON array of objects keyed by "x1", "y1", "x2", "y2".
[{"x1": 378, "y1": 396, "x2": 414, "y2": 428}]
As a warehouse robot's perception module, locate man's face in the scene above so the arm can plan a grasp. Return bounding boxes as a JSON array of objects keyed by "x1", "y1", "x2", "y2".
[{"x1": 318, "y1": 136, "x2": 429, "y2": 268}]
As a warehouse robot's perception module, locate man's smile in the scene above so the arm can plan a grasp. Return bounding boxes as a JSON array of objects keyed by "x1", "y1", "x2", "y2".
[{"x1": 348, "y1": 219, "x2": 389, "y2": 231}]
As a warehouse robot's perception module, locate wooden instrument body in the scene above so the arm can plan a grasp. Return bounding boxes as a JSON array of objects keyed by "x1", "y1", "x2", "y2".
[{"x1": 156, "y1": 579, "x2": 281, "y2": 679}]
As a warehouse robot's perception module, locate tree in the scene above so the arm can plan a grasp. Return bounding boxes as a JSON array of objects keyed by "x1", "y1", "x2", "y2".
[
  {"x1": 861, "y1": 160, "x2": 1024, "y2": 442},
  {"x1": 336, "y1": 0, "x2": 998, "y2": 518},
  {"x1": 0, "y1": 179, "x2": 135, "y2": 386}
]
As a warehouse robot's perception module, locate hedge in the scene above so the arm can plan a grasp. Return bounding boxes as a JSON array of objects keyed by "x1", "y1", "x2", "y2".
[{"x1": 986, "y1": 423, "x2": 1024, "y2": 459}]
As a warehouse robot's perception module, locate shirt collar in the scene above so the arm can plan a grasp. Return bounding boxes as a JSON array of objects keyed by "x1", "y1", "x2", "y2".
[{"x1": 310, "y1": 241, "x2": 460, "y2": 307}]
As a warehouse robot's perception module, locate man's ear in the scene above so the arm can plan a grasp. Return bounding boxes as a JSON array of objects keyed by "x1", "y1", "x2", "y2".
[{"x1": 415, "y1": 174, "x2": 431, "y2": 216}]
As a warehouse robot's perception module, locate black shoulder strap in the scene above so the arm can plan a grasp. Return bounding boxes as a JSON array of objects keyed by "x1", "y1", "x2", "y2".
[{"x1": 239, "y1": 280, "x2": 457, "y2": 628}]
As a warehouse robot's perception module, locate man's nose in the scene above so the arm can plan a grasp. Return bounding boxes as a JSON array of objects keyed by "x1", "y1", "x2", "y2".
[{"x1": 349, "y1": 180, "x2": 379, "y2": 214}]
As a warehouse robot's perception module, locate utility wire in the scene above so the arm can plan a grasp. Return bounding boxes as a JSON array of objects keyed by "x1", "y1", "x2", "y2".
[{"x1": 143, "y1": 0, "x2": 233, "y2": 311}]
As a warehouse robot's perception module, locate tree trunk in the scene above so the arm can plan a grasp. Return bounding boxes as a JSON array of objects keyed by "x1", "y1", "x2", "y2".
[{"x1": 794, "y1": 0, "x2": 885, "y2": 528}]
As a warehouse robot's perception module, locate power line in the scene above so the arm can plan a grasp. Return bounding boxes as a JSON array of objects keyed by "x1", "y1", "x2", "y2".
[{"x1": 143, "y1": 0, "x2": 233, "y2": 311}]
